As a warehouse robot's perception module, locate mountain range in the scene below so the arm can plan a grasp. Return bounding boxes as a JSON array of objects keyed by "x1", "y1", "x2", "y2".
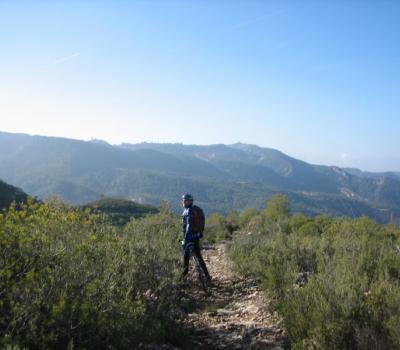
[{"x1": 0, "y1": 131, "x2": 399, "y2": 222}]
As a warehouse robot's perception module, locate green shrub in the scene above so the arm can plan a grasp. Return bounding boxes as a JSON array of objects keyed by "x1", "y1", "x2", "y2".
[
  {"x1": 262, "y1": 193, "x2": 291, "y2": 220},
  {"x1": 203, "y1": 213, "x2": 228, "y2": 243},
  {"x1": 229, "y1": 211, "x2": 400, "y2": 349},
  {"x1": 239, "y1": 208, "x2": 259, "y2": 228},
  {"x1": 0, "y1": 199, "x2": 184, "y2": 349}
]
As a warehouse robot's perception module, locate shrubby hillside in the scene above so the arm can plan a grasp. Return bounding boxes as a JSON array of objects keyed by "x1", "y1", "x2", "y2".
[
  {"x1": 0, "y1": 199, "x2": 185, "y2": 349},
  {"x1": 228, "y1": 194, "x2": 400, "y2": 349},
  {"x1": 1, "y1": 190, "x2": 399, "y2": 349}
]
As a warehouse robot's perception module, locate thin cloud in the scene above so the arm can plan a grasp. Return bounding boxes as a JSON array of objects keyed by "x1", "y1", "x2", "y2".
[
  {"x1": 53, "y1": 52, "x2": 80, "y2": 65},
  {"x1": 233, "y1": 9, "x2": 289, "y2": 29}
]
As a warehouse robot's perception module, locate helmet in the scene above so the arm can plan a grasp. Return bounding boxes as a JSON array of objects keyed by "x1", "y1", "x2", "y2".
[{"x1": 181, "y1": 193, "x2": 193, "y2": 201}]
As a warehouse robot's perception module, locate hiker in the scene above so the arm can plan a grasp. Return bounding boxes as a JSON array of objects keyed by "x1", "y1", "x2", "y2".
[{"x1": 181, "y1": 193, "x2": 211, "y2": 282}]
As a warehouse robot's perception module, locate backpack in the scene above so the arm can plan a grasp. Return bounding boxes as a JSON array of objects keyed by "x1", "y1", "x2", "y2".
[{"x1": 192, "y1": 205, "x2": 205, "y2": 237}]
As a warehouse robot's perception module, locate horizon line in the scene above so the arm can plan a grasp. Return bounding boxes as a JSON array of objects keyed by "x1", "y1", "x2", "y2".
[{"x1": 1, "y1": 129, "x2": 398, "y2": 174}]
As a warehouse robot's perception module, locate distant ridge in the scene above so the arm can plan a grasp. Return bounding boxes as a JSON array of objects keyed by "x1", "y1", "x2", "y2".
[{"x1": 0, "y1": 130, "x2": 399, "y2": 223}]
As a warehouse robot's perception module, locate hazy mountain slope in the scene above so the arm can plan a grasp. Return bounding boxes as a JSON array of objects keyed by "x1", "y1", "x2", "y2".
[
  {"x1": 122, "y1": 142, "x2": 339, "y2": 192},
  {"x1": 0, "y1": 133, "x2": 224, "y2": 180},
  {"x1": 345, "y1": 167, "x2": 400, "y2": 180},
  {"x1": 0, "y1": 132, "x2": 225, "y2": 201},
  {"x1": 121, "y1": 142, "x2": 260, "y2": 164},
  {"x1": 1, "y1": 131, "x2": 399, "y2": 222},
  {"x1": 0, "y1": 179, "x2": 28, "y2": 210},
  {"x1": 122, "y1": 142, "x2": 392, "y2": 198}
]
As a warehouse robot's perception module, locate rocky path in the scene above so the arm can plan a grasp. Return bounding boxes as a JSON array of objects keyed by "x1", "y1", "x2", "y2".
[{"x1": 179, "y1": 242, "x2": 288, "y2": 350}]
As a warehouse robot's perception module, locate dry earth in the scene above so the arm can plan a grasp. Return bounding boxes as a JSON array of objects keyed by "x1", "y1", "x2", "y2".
[{"x1": 156, "y1": 242, "x2": 289, "y2": 350}]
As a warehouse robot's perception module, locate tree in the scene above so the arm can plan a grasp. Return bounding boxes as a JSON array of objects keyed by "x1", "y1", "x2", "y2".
[{"x1": 263, "y1": 193, "x2": 291, "y2": 220}]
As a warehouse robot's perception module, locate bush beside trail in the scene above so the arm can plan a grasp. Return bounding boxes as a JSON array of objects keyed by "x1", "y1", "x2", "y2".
[
  {"x1": 0, "y1": 199, "x2": 184, "y2": 349},
  {"x1": 228, "y1": 195, "x2": 400, "y2": 350}
]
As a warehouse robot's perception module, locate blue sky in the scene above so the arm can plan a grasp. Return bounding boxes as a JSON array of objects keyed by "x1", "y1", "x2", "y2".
[{"x1": 1, "y1": 1, "x2": 399, "y2": 171}]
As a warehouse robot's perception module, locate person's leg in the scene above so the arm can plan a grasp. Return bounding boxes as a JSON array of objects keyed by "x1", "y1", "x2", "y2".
[
  {"x1": 193, "y1": 240, "x2": 211, "y2": 280},
  {"x1": 182, "y1": 243, "x2": 190, "y2": 277}
]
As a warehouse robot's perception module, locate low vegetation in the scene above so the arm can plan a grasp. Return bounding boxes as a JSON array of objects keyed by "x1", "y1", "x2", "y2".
[
  {"x1": 229, "y1": 194, "x2": 400, "y2": 349},
  {"x1": 2, "y1": 191, "x2": 400, "y2": 349},
  {"x1": 1, "y1": 199, "x2": 184, "y2": 349}
]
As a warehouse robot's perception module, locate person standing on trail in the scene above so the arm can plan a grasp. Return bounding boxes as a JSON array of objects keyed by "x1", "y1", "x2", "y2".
[{"x1": 181, "y1": 193, "x2": 212, "y2": 281}]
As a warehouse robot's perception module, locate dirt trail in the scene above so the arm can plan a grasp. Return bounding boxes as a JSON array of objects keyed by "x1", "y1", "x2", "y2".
[{"x1": 179, "y1": 242, "x2": 288, "y2": 350}]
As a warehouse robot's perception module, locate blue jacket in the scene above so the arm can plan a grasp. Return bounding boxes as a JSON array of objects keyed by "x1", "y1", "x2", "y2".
[{"x1": 182, "y1": 205, "x2": 201, "y2": 243}]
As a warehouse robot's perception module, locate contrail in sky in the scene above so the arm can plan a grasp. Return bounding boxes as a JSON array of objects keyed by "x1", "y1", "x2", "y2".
[
  {"x1": 53, "y1": 52, "x2": 80, "y2": 64},
  {"x1": 233, "y1": 9, "x2": 289, "y2": 29}
]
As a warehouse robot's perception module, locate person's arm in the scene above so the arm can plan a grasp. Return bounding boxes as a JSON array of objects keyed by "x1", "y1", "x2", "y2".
[{"x1": 184, "y1": 208, "x2": 193, "y2": 241}]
